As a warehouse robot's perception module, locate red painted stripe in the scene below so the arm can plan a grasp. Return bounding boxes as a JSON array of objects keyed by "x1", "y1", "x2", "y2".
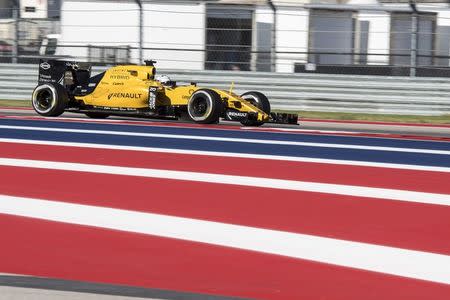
[
  {"x1": 1, "y1": 114, "x2": 448, "y2": 142},
  {"x1": 1, "y1": 213, "x2": 449, "y2": 300},
  {"x1": 1, "y1": 166, "x2": 449, "y2": 255},
  {"x1": 1, "y1": 142, "x2": 449, "y2": 194}
]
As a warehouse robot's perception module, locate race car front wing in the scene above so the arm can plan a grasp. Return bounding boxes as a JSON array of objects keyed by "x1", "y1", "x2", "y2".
[
  {"x1": 268, "y1": 112, "x2": 299, "y2": 125},
  {"x1": 225, "y1": 109, "x2": 299, "y2": 125}
]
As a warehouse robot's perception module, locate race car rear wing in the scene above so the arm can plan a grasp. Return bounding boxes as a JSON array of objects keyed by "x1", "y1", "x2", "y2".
[{"x1": 38, "y1": 59, "x2": 92, "y2": 87}]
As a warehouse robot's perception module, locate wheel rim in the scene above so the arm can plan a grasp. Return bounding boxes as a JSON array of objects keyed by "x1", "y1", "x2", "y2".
[
  {"x1": 192, "y1": 97, "x2": 208, "y2": 116},
  {"x1": 32, "y1": 85, "x2": 56, "y2": 114},
  {"x1": 36, "y1": 90, "x2": 53, "y2": 110},
  {"x1": 188, "y1": 91, "x2": 213, "y2": 121}
]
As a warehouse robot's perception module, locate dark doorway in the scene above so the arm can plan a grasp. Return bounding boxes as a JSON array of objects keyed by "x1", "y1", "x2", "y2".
[
  {"x1": 205, "y1": 7, "x2": 253, "y2": 71},
  {"x1": 390, "y1": 12, "x2": 436, "y2": 66},
  {"x1": 308, "y1": 9, "x2": 355, "y2": 65}
]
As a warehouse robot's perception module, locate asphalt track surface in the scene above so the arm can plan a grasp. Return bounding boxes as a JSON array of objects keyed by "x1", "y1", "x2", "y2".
[
  {"x1": 0, "y1": 274, "x2": 245, "y2": 300},
  {"x1": 0, "y1": 109, "x2": 449, "y2": 299}
]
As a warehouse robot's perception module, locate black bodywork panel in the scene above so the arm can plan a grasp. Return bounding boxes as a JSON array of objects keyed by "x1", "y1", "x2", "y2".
[{"x1": 38, "y1": 59, "x2": 104, "y2": 96}]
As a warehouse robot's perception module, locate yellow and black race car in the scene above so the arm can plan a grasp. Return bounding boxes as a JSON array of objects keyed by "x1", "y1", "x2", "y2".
[{"x1": 32, "y1": 60, "x2": 298, "y2": 126}]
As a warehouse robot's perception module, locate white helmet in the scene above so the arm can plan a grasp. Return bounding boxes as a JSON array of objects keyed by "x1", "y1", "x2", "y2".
[{"x1": 156, "y1": 75, "x2": 171, "y2": 85}]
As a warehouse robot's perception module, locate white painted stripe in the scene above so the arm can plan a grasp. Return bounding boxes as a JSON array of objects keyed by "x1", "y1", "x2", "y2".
[
  {"x1": 40, "y1": 117, "x2": 127, "y2": 123},
  {"x1": 0, "y1": 125, "x2": 448, "y2": 155},
  {"x1": 1, "y1": 138, "x2": 449, "y2": 173},
  {"x1": 0, "y1": 194, "x2": 449, "y2": 284},
  {"x1": 240, "y1": 126, "x2": 362, "y2": 135},
  {"x1": 0, "y1": 157, "x2": 449, "y2": 206},
  {"x1": 52, "y1": 118, "x2": 361, "y2": 135}
]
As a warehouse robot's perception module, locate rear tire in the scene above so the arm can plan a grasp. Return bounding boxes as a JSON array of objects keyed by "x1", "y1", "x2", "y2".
[
  {"x1": 187, "y1": 89, "x2": 223, "y2": 124},
  {"x1": 85, "y1": 112, "x2": 110, "y2": 119},
  {"x1": 240, "y1": 91, "x2": 271, "y2": 126},
  {"x1": 31, "y1": 83, "x2": 68, "y2": 117}
]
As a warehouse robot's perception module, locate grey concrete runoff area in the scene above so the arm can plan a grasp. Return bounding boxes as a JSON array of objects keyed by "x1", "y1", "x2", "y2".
[
  {"x1": 0, "y1": 275, "x2": 249, "y2": 300},
  {"x1": 0, "y1": 286, "x2": 162, "y2": 300}
]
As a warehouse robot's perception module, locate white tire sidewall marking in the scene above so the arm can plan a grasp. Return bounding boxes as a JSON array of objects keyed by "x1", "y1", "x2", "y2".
[
  {"x1": 32, "y1": 84, "x2": 57, "y2": 114},
  {"x1": 242, "y1": 93, "x2": 260, "y2": 108},
  {"x1": 188, "y1": 90, "x2": 213, "y2": 121}
]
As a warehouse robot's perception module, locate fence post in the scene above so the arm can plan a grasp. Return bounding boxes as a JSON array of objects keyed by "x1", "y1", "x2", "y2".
[
  {"x1": 127, "y1": 45, "x2": 131, "y2": 63},
  {"x1": 87, "y1": 45, "x2": 92, "y2": 62},
  {"x1": 410, "y1": 13, "x2": 418, "y2": 77},
  {"x1": 268, "y1": 0, "x2": 277, "y2": 72},
  {"x1": 12, "y1": 4, "x2": 19, "y2": 64},
  {"x1": 409, "y1": 0, "x2": 418, "y2": 77},
  {"x1": 134, "y1": 0, "x2": 143, "y2": 64}
]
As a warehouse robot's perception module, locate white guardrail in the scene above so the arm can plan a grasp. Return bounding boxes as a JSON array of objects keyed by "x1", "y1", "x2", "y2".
[{"x1": 1, "y1": 63, "x2": 450, "y2": 115}]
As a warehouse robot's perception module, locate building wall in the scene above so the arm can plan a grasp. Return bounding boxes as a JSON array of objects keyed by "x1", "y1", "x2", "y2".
[
  {"x1": 58, "y1": 1, "x2": 450, "y2": 71},
  {"x1": 421, "y1": 6, "x2": 450, "y2": 67},
  {"x1": 0, "y1": 0, "x2": 57, "y2": 48},
  {"x1": 61, "y1": 0, "x2": 205, "y2": 69},
  {"x1": 435, "y1": 10, "x2": 450, "y2": 66},
  {"x1": 143, "y1": 2, "x2": 205, "y2": 70},
  {"x1": 60, "y1": 1, "x2": 138, "y2": 61},
  {"x1": 21, "y1": 0, "x2": 48, "y2": 19},
  {"x1": 253, "y1": 6, "x2": 273, "y2": 71},
  {"x1": 276, "y1": 7, "x2": 309, "y2": 72},
  {"x1": 359, "y1": 12, "x2": 390, "y2": 65},
  {"x1": 0, "y1": 20, "x2": 12, "y2": 42}
]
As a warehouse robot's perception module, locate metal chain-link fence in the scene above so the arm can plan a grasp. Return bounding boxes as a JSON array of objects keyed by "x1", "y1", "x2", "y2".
[{"x1": 3, "y1": 1, "x2": 450, "y2": 76}]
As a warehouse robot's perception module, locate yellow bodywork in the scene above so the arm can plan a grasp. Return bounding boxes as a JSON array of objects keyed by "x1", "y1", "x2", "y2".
[{"x1": 74, "y1": 65, "x2": 269, "y2": 122}]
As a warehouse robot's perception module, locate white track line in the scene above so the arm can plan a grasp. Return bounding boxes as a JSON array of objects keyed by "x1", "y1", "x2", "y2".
[
  {"x1": 1, "y1": 138, "x2": 449, "y2": 173},
  {"x1": 0, "y1": 194, "x2": 449, "y2": 284},
  {"x1": 0, "y1": 158, "x2": 449, "y2": 206},
  {"x1": 0, "y1": 125, "x2": 448, "y2": 155},
  {"x1": 241, "y1": 126, "x2": 363, "y2": 134}
]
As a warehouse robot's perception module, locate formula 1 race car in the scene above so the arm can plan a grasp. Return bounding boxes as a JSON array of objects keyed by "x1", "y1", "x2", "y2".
[{"x1": 31, "y1": 60, "x2": 298, "y2": 126}]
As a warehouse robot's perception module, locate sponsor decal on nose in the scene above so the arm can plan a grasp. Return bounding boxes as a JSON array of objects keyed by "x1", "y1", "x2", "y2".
[{"x1": 227, "y1": 111, "x2": 247, "y2": 118}]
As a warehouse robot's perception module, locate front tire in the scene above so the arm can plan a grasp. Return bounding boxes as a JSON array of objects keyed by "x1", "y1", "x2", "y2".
[
  {"x1": 32, "y1": 83, "x2": 68, "y2": 117},
  {"x1": 240, "y1": 91, "x2": 271, "y2": 126},
  {"x1": 187, "y1": 89, "x2": 223, "y2": 124}
]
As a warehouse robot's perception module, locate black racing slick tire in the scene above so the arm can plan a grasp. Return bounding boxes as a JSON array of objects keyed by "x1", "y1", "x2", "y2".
[
  {"x1": 85, "y1": 112, "x2": 110, "y2": 119},
  {"x1": 240, "y1": 91, "x2": 271, "y2": 126},
  {"x1": 31, "y1": 83, "x2": 68, "y2": 117},
  {"x1": 187, "y1": 89, "x2": 223, "y2": 124}
]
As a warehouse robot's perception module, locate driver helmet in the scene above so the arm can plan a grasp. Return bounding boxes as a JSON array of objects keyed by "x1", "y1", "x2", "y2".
[{"x1": 155, "y1": 75, "x2": 171, "y2": 85}]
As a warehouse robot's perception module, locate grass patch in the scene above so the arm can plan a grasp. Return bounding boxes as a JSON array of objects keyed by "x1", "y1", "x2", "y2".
[
  {"x1": 1, "y1": 100, "x2": 449, "y2": 125},
  {"x1": 0, "y1": 100, "x2": 31, "y2": 107}
]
